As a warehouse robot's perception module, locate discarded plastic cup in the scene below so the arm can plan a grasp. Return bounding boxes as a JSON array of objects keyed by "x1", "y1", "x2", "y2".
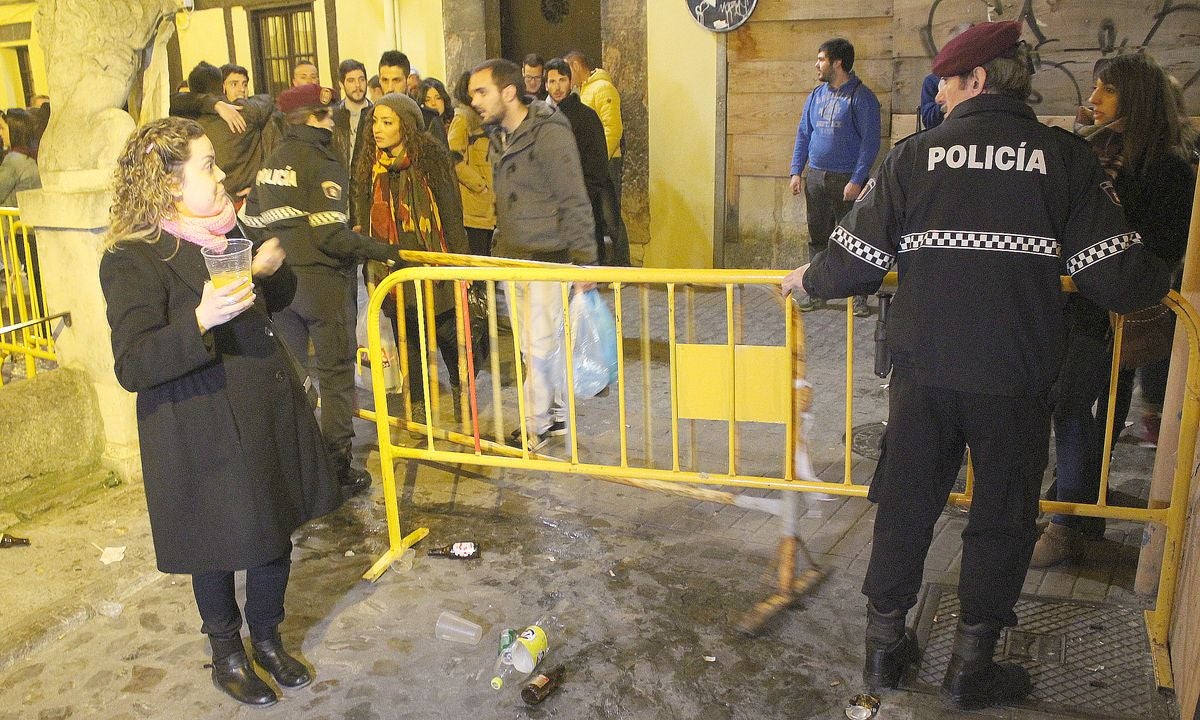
[
  {"x1": 510, "y1": 625, "x2": 549, "y2": 673},
  {"x1": 434, "y1": 611, "x2": 482, "y2": 645}
]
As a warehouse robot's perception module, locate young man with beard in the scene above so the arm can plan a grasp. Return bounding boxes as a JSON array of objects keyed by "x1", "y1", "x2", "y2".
[
  {"x1": 333, "y1": 58, "x2": 371, "y2": 170},
  {"x1": 788, "y1": 38, "x2": 881, "y2": 316},
  {"x1": 468, "y1": 58, "x2": 596, "y2": 451}
]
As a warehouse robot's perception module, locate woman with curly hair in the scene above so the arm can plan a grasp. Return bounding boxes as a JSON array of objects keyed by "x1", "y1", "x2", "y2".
[
  {"x1": 1033, "y1": 52, "x2": 1197, "y2": 567},
  {"x1": 100, "y1": 117, "x2": 342, "y2": 707},
  {"x1": 351, "y1": 92, "x2": 468, "y2": 417}
]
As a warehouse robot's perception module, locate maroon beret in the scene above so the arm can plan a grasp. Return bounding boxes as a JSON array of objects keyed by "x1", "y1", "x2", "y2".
[
  {"x1": 932, "y1": 20, "x2": 1022, "y2": 77},
  {"x1": 276, "y1": 84, "x2": 337, "y2": 114}
]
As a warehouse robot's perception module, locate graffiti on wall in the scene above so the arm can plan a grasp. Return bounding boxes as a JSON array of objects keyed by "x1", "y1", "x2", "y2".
[{"x1": 920, "y1": 0, "x2": 1200, "y2": 108}]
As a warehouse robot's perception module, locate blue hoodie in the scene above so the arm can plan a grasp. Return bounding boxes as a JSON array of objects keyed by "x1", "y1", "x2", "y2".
[{"x1": 788, "y1": 75, "x2": 881, "y2": 186}]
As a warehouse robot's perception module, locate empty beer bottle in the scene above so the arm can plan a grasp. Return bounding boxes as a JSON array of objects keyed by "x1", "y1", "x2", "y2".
[
  {"x1": 521, "y1": 665, "x2": 564, "y2": 705},
  {"x1": 0, "y1": 533, "x2": 30, "y2": 548},
  {"x1": 427, "y1": 541, "x2": 480, "y2": 559}
]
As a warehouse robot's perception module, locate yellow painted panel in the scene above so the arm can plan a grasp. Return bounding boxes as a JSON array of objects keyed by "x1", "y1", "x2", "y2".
[
  {"x1": 645, "y1": 1, "x2": 717, "y2": 269},
  {"x1": 314, "y1": 0, "x2": 331, "y2": 85},
  {"x1": 176, "y1": 9, "x2": 229, "y2": 77},
  {"x1": 231, "y1": 8, "x2": 255, "y2": 92},
  {"x1": 397, "y1": 0, "x2": 446, "y2": 82},
  {"x1": 0, "y1": 47, "x2": 21, "y2": 107},
  {"x1": 336, "y1": 0, "x2": 389, "y2": 75},
  {"x1": 677, "y1": 344, "x2": 789, "y2": 424}
]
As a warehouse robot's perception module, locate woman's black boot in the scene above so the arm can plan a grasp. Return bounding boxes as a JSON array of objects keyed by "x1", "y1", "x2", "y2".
[
  {"x1": 209, "y1": 637, "x2": 278, "y2": 707},
  {"x1": 252, "y1": 630, "x2": 312, "y2": 688}
]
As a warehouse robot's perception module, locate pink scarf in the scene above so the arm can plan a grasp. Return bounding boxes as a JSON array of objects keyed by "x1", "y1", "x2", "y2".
[{"x1": 160, "y1": 198, "x2": 238, "y2": 251}]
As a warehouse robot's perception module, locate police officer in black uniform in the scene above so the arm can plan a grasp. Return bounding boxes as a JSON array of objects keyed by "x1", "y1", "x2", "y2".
[
  {"x1": 240, "y1": 83, "x2": 402, "y2": 494},
  {"x1": 783, "y1": 21, "x2": 1169, "y2": 710}
]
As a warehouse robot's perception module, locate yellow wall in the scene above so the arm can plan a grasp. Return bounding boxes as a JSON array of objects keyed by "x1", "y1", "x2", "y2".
[
  {"x1": 336, "y1": 0, "x2": 390, "y2": 76},
  {"x1": 644, "y1": 3, "x2": 717, "y2": 268},
  {"x1": 230, "y1": 8, "x2": 254, "y2": 92},
  {"x1": 397, "y1": 0, "x2": 446, "y2": 83},
  {"x1": 175, "y1": 8, "x2": 229, "y2": 80},
  {"x1": 0, "y1": 3, "x2": 46, "y2": 109}
]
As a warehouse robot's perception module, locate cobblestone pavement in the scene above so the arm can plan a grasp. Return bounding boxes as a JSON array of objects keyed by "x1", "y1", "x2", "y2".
[{"x1": 0, "y1": 289, "x2": 1172, "y2": 719}]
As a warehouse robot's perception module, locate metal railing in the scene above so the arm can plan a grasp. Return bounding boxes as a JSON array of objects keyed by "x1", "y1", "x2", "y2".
[
  {"x1": 359, "y1": 254, "x2": 1198, "y2": 690},
  {"x1": 1, "y1": 208, "x2": 60, "y2": 386}
]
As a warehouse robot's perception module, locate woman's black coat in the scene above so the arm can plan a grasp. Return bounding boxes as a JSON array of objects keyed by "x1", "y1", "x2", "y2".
[{"x1": 99, "y1": 233, "x2": 342, "y2": 574}]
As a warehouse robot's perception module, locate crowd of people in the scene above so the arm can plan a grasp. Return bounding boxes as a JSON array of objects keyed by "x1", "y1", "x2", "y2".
[
  {"x1": 82, "y1": 18, "x2": 1198, "y2": 715},
  {"x1": 786, "y1": 23, "x2": 1195, "y2": 712},
  {"x1": 98, "y1": 46, "x2": 629, "y2": 708}
]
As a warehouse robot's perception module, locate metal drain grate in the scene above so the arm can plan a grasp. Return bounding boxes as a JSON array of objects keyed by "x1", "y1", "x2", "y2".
[{"x1": 904, "y1": 584, "x2": 1172, "y2": 719}]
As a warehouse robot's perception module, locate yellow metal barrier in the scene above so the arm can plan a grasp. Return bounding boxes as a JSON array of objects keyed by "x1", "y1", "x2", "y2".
[
  {"x1": 361, "y1": 255, "x2": 1197, "y2": 688},
  {"x1": 0, "y1": 207, "x2": 58, "y2": 386}
]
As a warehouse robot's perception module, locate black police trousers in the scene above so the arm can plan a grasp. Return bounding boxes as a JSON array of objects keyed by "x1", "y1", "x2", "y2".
[
  {"x1": 862, "y1": 370, "x2": 1051, "y2": 629},
  {"x1": 274, "y1": 268, "x2": 358, "y2": 449}
]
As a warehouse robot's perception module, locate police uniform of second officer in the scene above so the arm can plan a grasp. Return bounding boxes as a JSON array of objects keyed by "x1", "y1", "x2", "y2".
[
  {"x1": 241, "y1": 83, "x2": 402, "y2": 493},
  {"x1": 785, "y1": 21, "x2": 1168, "y2": 710}
]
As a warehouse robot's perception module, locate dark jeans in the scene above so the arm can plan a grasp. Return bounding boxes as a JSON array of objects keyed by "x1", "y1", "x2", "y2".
[
  {"x1": 803, "y1": 168, "x2": 854, "y2": 257},
  {"x1": 192, "y1": 548, "x2": 291, "y2": 642},
  {"x1": 465, "y1": 226, "x2": 493, "y2": 257},
  {"x1": 393, "y1": 306, "x2": 461, "y2": 404},
  {"x1": 863, "y1": 371, "x2": 1049, "y2": 629},
  {"x1": 275, "y1": 270, "x2": 357, "y2": 448}
]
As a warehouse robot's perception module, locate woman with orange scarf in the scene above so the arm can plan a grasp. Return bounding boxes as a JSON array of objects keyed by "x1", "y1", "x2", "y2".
[{"x1": 351, "y1": 93, "x2": 468, "y2": 418}]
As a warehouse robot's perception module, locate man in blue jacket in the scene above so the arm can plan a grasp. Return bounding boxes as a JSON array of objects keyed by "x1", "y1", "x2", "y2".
[{"x1": 788, "y1": 37, "x2": 881, "y2": 316}]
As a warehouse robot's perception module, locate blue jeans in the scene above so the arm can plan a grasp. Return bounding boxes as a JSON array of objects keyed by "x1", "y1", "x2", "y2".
[{"x1": 1050, "y1": 410, "x2": 1102, "y2": 528}]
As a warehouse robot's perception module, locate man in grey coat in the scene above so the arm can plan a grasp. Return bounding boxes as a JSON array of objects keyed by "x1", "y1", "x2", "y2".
[{"x1": 468, "y1": 58, "x2": 597, "y2": 451}]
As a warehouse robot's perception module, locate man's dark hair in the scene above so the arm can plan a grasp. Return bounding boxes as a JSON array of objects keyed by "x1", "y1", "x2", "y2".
[
  {"x1": 545, "y1": 58, "x2": 570, "y2": 79},
  {"x1": 220, "y1": 63, "x2": 248, "y2": 82},
  {"x1": 379, "y1": 50, "x2": 411, "y2": 76},
  {"x1": 187, "y1": 61, "x2": 222, "y2": 95},
  {"x1": 339, "y1": 58, "x2": 367, "y2": 82},
  {"x1": 955, "y1": 44, "x2": 1031, "y2": 104},
  {"x1": 368, "y1": 74, "x2": 381, "y2": 89},
  {"x1": 563, "y1": 49, "x2": 593, "y2": 71},
  {"x1": 818, "y1": 38, "x2": 855, "y2": 73},
  {"x1": 522, "y1": 53, "x2": 545, "y2": 69},
  {"x1": 471, "y1": 58, "x2": 528, "y2": 105}
]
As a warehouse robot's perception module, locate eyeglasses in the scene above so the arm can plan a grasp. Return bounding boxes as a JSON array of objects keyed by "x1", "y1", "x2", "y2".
[{"x1": 523, "y1": 74, "x2": 542, "y2": 81}]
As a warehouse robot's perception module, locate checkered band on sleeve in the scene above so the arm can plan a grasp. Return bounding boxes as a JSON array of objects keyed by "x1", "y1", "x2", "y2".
[
  {"x1": 830, "y1": 226, "x2": 894, "y2": 271},
  {"x1": 898, "y1": 231, "x2": 1060, "y2": 257},
  {"x1": 1066, "y1": 232, "x2": 1143, "y2": 276},
  {"x1": 238, "y1": 205, "x2": 307, "y2": 228},
  {"x1": 308, "y1": 211, "x2": 348, "y2": 227}
]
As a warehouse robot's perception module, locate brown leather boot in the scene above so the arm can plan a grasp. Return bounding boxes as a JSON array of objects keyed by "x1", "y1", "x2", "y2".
[{"x1": 1029, "y1": 522, "x2": 1085, "y2": 568}]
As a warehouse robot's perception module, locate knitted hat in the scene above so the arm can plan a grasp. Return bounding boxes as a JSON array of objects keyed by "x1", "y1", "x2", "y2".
[
  {"x1": 932, "y1": 21, "x2": 1023, "y2": 77},
  {"x1": 373, "y1": 92, "x2": 425, "y2": 132}
]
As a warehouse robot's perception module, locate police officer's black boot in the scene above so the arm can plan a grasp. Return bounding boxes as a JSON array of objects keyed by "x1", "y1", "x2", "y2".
[
  {"x1": 863, "y1": 603, "x2": 919, "y2": 691},
  {"x1": 251, "y1": 627, "x2": 312, "y2": 689},
  {"x1": 209, "y1": 636, "x2": 278, "y2": 706},
  {"x1": 941, "y1": 620, "x2": 1031, "y2": 710},
  {"x1": 328, "y1": 443, "x2": 371, "y2": 495}
]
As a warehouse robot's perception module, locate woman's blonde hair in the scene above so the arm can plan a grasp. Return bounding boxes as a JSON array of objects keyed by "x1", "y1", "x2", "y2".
[{"x1": 106, "y1": 117, "x2": 205, "y2": 249}]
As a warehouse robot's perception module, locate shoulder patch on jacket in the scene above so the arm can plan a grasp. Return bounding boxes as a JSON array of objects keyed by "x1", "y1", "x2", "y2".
[
  {"x1": 856, "y1": 177, "x2": 876, "y2": 203},
  {"x1": 321, "y1": 181, "x2": 343, "y2": 200}
]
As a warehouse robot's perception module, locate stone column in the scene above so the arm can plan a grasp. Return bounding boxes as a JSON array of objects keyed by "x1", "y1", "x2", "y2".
[{"x1": 16, "y1": 0, "x2": 179, "y2": 482}]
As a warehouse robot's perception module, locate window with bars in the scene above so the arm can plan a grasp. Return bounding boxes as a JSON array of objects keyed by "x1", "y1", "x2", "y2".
[{"x1": 250, "y1": 3, "x2": 317, "y2": 97}]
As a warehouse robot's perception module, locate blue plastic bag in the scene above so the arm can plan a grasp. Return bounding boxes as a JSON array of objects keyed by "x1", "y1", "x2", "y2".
[{"x1": 568, "y1": 289, "x2": 618, "y2": 398}]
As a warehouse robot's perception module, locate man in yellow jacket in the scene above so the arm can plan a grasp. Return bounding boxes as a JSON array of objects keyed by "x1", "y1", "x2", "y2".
[{"x1": 565, "y1": 50, "x2": 624, "y2": 205}]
